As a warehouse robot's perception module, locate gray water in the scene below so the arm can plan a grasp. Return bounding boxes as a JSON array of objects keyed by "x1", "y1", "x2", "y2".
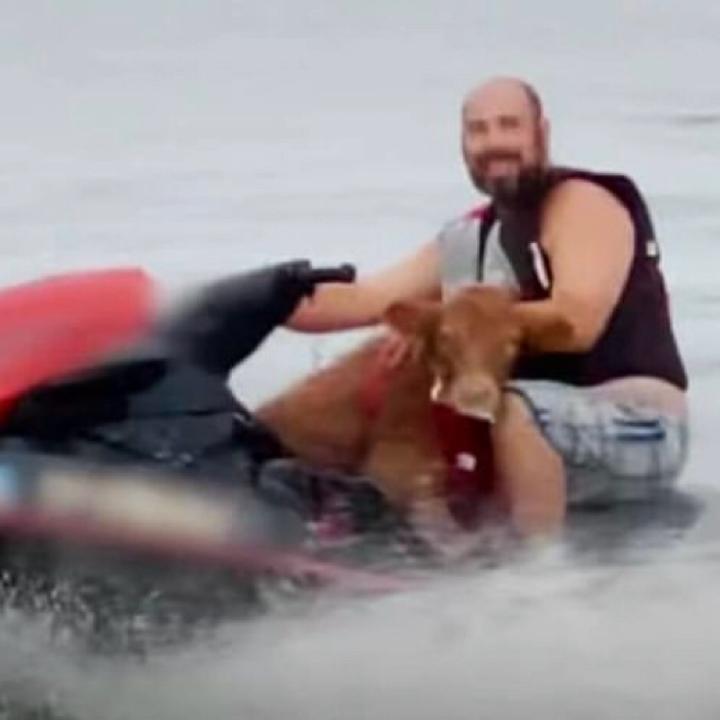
[{"x1": 1, "y1": 1, "x2": 720, "y2": 717}]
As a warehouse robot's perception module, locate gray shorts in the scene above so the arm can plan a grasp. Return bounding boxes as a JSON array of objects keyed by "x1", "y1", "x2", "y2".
[{"x1": 508, "y1": 380, "x2": 689, "y2": 508}]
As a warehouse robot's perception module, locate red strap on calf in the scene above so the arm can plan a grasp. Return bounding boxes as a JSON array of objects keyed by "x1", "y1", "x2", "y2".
[
  {"x1": 357, "y1": 350, "x2": 395, "y2": 421},
  {"x1": 430, "y1": 402, "x2": 495, "y2": 529},
  {"x1": 356, "y1": 344, "x2": 497, "y2": 530}
]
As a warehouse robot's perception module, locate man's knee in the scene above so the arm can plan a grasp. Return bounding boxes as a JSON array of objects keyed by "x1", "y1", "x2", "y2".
[
  {"x1": 493, "y1": 391, "x2": 566, "y2": 534},
  {"x1": 494, "y1": 390, "x2": 549, "y2": 447},
  {"x1": 497, "y1": 390, "x2": 534, "y2": 427},
  {"x1": 492, "y1": 389, "x2": 564, "y2": 474}
]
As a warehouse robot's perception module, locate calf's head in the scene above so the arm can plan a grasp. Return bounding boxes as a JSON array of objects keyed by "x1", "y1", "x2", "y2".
[{"x1": 385, "y1": 285, "x2": 528, "y2": 421}]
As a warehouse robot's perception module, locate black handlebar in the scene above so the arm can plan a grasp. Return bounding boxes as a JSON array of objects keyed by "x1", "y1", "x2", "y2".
[
  {"x1": 166, "y1": 259, "x2": 358, "y2": 376},
  {"x1": 278, "y1": 260, "x2": 356, "y2": 297},
  {"x1": 297, "y1": 263, "x2": 357, "y2": 288}
]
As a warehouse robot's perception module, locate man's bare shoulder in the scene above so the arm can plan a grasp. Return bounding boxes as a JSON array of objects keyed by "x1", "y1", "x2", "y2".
[
  {"x1": 544, "y1": 177, "x2": 632, "y2": 221},
  {"x1": 542, "y1": 177, "x2": 633, "y2": 248}
]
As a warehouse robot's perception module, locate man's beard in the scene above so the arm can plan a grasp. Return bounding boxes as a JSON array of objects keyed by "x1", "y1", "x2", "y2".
[{"x1": 468, "y1": 152, "x2": 549, "y2": 208}]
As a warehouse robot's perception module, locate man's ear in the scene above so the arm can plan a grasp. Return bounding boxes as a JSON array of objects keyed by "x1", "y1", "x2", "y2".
[{"x1": 540, "y1": 118, "x2": 551, "y2": 163}]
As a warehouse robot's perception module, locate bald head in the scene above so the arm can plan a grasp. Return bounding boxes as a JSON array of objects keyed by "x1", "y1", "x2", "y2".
[
  {"x1": 462, "y1": 77, "x2": 544, "y2": 124},
  {"x1": 461, "y1": 77, "x2": 549, "y2": 203}
]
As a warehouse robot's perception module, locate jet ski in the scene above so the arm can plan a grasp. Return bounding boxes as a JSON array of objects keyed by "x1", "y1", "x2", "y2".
[{"x1": 0, "y1": 261, "x2": 420, "y2": 654}]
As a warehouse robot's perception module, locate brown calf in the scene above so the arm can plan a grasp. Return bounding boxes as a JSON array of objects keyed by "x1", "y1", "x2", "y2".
[{"x1": 256, "y1": 285, "x2": 568, "y2": 515}]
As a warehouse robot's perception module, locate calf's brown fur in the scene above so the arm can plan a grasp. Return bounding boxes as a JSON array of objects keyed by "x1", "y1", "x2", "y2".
[{"x1": 256, "y1": 286, "x2": 569, "y2": 512}]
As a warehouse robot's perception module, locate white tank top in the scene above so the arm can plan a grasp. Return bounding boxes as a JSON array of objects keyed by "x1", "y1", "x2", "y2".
[{"x1": 435, "y1": 212, "x2": 519, "y2": 299}]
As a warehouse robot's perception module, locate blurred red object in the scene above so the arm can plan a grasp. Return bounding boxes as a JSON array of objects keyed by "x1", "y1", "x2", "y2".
[{"x1": 0, "y1": 268, "x2": 154, "y2": 421}]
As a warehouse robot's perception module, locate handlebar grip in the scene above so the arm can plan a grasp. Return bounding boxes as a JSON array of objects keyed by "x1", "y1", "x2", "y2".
[{"x1": 300, "y1": 264, "x2": 356, "y2": 286}]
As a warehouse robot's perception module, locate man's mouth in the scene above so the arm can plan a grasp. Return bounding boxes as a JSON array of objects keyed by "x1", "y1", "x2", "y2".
[
  {"x1": 478, "y1": 150, "x2": 522, "y2": 165},
  {"x1": 485, "y1": 158, "x2": 519, "y2": 175}
]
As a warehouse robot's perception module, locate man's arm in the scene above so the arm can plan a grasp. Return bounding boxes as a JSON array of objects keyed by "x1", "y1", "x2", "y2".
[
  {"x1": 516, "y1": 179, "x2": 635, "y2": 353},
  {"x1": 287, "y1": 241, "x2": 442, "y2": 333}
]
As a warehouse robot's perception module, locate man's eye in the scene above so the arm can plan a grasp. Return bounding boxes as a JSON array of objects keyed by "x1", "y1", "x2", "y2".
[
  {"x1": 467, "y1": 120, "x2": 488, "y2": 134},
  {"x1": 498, "y1": 115, "x2": 521, "y2": 130}
]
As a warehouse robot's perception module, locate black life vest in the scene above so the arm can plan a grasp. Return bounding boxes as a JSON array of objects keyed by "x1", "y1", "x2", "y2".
[{"x1": 477, "y1": 167, "x2": 687, "y2": 389}]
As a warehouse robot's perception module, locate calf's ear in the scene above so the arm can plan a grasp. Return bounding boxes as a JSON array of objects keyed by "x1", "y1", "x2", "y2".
[
  {"x1": 383, "y1": 300, "x2": 440, "y2": 362},
  {"x1": 383, "y1": 299, "x2": 440, "y2": 338}
]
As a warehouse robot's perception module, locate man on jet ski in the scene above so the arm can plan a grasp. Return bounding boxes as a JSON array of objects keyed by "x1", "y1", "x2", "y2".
[{"x1": 287, "y1": 77, "x2": 689, "y2": 536}]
